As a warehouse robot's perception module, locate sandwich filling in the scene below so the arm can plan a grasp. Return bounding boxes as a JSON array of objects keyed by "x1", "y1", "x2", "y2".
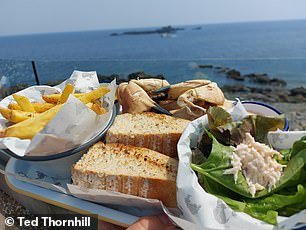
[{"x1": 224, "y1": 133, "x2": 284, "y2": 197}]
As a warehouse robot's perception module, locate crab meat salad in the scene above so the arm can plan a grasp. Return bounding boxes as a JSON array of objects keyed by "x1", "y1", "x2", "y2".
[
  {"x1": 192, "y1": 106, "x2": 306, "y2": 225},
  {"x1": 224, "y1": 133, "x2": 285, "y2": 197}
]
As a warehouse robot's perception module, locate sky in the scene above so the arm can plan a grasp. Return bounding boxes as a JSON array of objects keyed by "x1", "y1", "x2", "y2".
[{"x1": 0, "y1": 0, "x2": 306, "y2": 36}]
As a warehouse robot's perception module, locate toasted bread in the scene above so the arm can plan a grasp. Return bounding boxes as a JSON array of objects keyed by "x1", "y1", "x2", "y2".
[
  {"x1": 72, "y1": 142, "x2": 178, "y2": 207},
  {"x1": 105, "y1": 112, "x2": 190, "y2": 158}
]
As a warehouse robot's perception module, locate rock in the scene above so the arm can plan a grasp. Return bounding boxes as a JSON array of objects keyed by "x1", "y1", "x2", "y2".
[
  {"x1": 290, "y1": 87, "x2": 306, "y2": 97},
  {"x1": 243, "y1": 73, "x2": 257, "y2": 78},
  {"x1": 248, "y1": 93, "x2": 274, "y2": 102},
  {"x1": 226, "y1": 69, "x2": 244, "y2": 81},
  {"x1": 270, "y1": 78, "x2": 287, "y2": 86},
  {"x1": 127, "y1": 71, "x2": 165, "y2": 80},
  {"x1": 222, "y1": 84, "x2": 304, "y2": 103},
  {"x1": 47, "y1": 80, "x2": 64, "y2": 86},
  {"x1": 289, "y1": 94, "x2": 306, "y2": 103},
  {"x1": 277, "y1": 93, "x2": 289, "y2": 102},
  {"x1": 249, "y1": 87, "x2": 272, "y2": 94},
  {"x1": 228, "y1": 75, "x2": 245, "y2": 81},
  {"x1": 221, "y1": 84, "x2": 250, "y2": 93},
  {"x1": 0, "y1": 87, "x2": 10, "y2": 99},
  {"x1": 244, "y1": 73, "x2": 287, "y2": 86},
  {"x1": 0, "y1": 83, "x2": 31, "y2": 99},
  {"x1": 197, "y1": 64, "x2": 213, "y2": 69},
  {"x1": 250, "y1": 74, "x2": 270, "y2": 84},
  {"x1": 97, "y1": 73, "x2": 126, "y2": 84},
  {"x1": 217, "y1": 67, "x2": 230, "y2": 73}
]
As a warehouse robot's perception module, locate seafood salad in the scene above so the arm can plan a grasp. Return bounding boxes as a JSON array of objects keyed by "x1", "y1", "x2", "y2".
[{"x1": 192, "y1": 106, "x2": 306, "y2": 225}]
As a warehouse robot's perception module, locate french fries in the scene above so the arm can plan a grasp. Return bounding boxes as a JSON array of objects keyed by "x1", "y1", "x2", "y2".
[
  {"x1": 86, "y1": 102, "x2": 94, "y2": 109},
  {"x1": 0, "y1": 104, "x2": 63, "y2": 139},
  {"x1": 85, "y1": 101, "x2": 106, "y2": 114},
  {"x1": 8, "y1": 103, "x2": 55, "y2": 113},
  {"x1": 0, "y1": 107, "x2": 37, "y2": 123},
  {"x1": 13, "y1": 94, "x2": 35, "y2": 112},
  {"x1": 42, "y1": 93, "x2": 84, "y2": 104},
  {"x1": 91, "y1": 103, "x2": 107, "y2": 115},
  {"x1": 78, "y1": 87, "x2": 110, "y2": 104},
  {"x1": 42, "y1": 87, "x2": 110, "y2": 104},
  {"x1": 57, "y1": 84, "x2": 75, "y2": 104},
  {"x1": 0, "y1": 84, "x2": 110, "y2": 139}
]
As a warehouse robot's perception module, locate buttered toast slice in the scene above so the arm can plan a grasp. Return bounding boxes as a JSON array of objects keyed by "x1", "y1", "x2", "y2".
[
  {"x1": 106, "y1": 112, "x2": 190, "y2": 158},
  {"x1": 71, "y1": 142, "x2": 178, "y2": 207}
]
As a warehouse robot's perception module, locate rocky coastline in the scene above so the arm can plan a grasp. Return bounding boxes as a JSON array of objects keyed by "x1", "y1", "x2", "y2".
[
  {"x1": 104, "y1": 71, "x2": 306, "y2": 103},
  {"x1": 197, "y1": 64, "x2": 305, "y2": 103},
  {"x1": 222, "y1": 84, "x2": 306, "y2": 103},
  {"x1": 1, "y1": 70, "x2": 305, "y2": 104},
  {"x1": 197, "y1": 64, "x2": 287, "y2": 86}
]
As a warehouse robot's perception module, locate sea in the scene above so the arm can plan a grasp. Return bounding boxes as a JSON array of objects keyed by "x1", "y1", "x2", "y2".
[{"x1": 0, "y1": 19, "x2": 306, "y2": 89}]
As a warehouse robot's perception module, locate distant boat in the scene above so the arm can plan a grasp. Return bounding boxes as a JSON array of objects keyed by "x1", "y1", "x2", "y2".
[{"x1": 160, "y1": 32, "x2": 177, "y2": 38}]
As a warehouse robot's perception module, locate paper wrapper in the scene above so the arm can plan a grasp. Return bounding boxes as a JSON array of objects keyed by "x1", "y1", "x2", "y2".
[
  {"x1": 174, "y1": 101, "x2": 306, "y2": 230},
  {"x1": 67, "y1": 184, "x2": 193, "y2": 223},
  {"x1": 0, "y1": 70, "x2": 116, "y2": 157},
  {"x1": 66, "y1": 102, "x2": 306, "y2": 229},
  {"x1": 67, "y1": 184, "x2": 167, "y2": 216}
]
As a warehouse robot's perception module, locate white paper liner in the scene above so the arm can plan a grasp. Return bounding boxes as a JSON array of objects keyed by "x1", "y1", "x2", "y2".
[
  {"x1": 174, "y1": 101, "x2": 306, "y2": 230},
  {"x1": 67, "y1": 184, "x2": 196, "y2": 227},
  {"x1": 267, "y1": 130, "x2": 306, "y2": 150},
  {"x1": 68, "y1": 184, "x2": 163, "y2": 212},
  {"x1": 0, "y1": 70, "x2": 116, "y2": 157}
]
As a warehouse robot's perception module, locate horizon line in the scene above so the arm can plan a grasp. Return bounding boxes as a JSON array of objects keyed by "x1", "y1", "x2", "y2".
[{"x1": 1, "y1": 17, "x2": 305, "y2": 38}]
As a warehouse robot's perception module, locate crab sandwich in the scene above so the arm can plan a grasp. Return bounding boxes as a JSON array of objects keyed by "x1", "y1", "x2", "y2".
[
  {"x1": 72, "y1": 142, "x2": 178, "y2": 207},
  {"x1": 106, "y1": 112, "x2": 190, "y2": 158}
]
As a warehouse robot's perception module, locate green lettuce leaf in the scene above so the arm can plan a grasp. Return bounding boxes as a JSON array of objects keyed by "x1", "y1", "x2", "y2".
[
  {"x1": 289, "y1": 136, "x2": 306, "y2": 158},
  {"x1": 192, "y1": 132, "x2": 306, "y2": 224},
  {"x1": 193, "y1": 133, "x2": 306, "y2": 198},
  {"x1": 200, "y1": 172, "x2": 306, "y2": 225},
  {"x1": 253, "y1": 115, "x2": 286, "y2": 143},
  {"x1": 216, "y1": 184, "x2": 305, "y2": 225},
  {"x1": 192, "y1": 132, "x2": 252, "y2": 198},
  {"x1": 278, "y1": 188, "x2": 306, "y2": 217},
  {"x1": 205, "y1": 106, "x2": 285, "y2": 146},
  {"x1": 207, "y1": 106, "x2": 232, "y2": 130}
]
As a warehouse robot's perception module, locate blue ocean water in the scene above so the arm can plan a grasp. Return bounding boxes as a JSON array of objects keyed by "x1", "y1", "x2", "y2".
[{"x1": 0, "y1": 19, "x2": 305, "y2": 88}]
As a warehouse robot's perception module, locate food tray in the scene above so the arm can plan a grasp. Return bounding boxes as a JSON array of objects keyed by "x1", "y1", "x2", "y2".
[{"x1": 4, "y1": 151, "x2": 140, "y2": 228}]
